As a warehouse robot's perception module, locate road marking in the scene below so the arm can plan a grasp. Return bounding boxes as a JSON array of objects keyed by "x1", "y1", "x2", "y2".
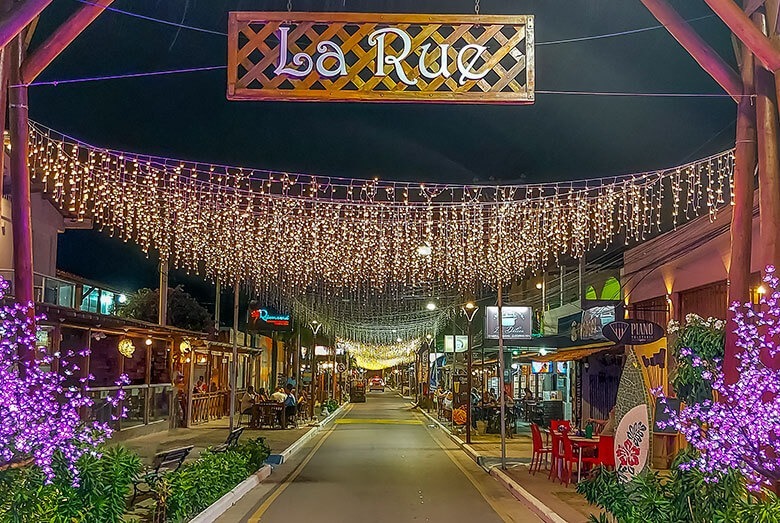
[
  {"x1": 248, "y1": 404, "x2": 352, "y2": 522},
  {"x1": 414, "y1": 411, "x2": 517, "y2": 523},
  {"x1": 334, "y1": 418, "x2": 422, "y2": 425}
]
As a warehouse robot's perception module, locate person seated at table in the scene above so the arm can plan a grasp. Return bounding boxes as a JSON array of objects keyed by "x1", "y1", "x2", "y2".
[
  {"x1": 284, "y1": 384, "x2": 298, "y2": 428},
  {"x1": 240, "y1": 385, "x2": 257, "y2": 426},
  {"x1": 298, "y1": 389, "x2": 309, "y2": 420},
  {"x1": 588, "y1": 408, "x2": 617, "y2": 436},
  {"x1": 256, "y1": 387, "x2": 269, "y2": 402},
  {"x1": 271, "y1": 386, "x2": 287, "y2": 403},
  {"x1": 481, "y1": 390, "x2": 495, "y2": 406}
]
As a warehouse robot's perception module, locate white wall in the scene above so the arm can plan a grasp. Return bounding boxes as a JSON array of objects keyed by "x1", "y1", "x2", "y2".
[{"x1": 0, "y1": 193, "x2": 64, "y2": 277}]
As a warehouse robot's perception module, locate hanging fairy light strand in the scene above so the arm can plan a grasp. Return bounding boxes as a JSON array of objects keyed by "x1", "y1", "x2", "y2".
[
  {"x1": 28, "y1": 122, "x2": 733, "y2": 298},
  {"x1": 337, "y1": 338, "x2": 420, "y2": 371}
]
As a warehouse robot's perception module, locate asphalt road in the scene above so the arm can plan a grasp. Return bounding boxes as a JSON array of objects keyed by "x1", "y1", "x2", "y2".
[{"x1": 218, "y1": 391, "x2": 541, "y2": 523}]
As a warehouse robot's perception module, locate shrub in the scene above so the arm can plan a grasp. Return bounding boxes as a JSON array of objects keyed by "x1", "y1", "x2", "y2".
[
  {"x1": 0, "y1": 445, "x2": 141, "y2": 523},
  {"x1": 576, "y1": 449, "x2": 779, "y2": 523},
  {"x1": 234, "y1": 437, "x2": 271, "y2": 473}
]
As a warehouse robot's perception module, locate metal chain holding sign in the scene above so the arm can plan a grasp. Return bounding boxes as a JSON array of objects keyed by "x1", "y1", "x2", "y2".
[{"x1": 475, "y1": 0, "x2": 480, "y2": 15}]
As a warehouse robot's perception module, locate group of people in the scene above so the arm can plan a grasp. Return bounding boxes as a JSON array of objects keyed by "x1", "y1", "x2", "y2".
[{"x1": 239, "y1": 384, "x2": 309, "y2": 429}]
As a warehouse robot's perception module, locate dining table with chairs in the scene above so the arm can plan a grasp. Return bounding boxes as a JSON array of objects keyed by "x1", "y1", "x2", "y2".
[{"x1": 530, "y1": 419, "x2": 615, "y2": 485}]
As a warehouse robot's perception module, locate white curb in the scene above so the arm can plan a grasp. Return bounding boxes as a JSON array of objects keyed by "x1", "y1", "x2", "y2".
[
  {"x1": 190, "y1": 402, "x2": 349, "y2": 522},
  {"x1": 189, "y1": 464, "x2": 272, "y2": 523}
]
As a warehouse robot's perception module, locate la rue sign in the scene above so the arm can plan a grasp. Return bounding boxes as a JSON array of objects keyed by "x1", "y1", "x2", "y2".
[{"x1": 228, "y1": 12, "x2": 534, "y2": 103}]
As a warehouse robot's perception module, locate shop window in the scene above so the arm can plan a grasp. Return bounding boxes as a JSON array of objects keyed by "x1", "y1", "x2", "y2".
[
  {"x1": 150, "y1": 342, "x2": 171, "y2": 384},
  {"x1": 89, "y1": 333, "x2": 122, "y2": 387},
  {"x1": 601, "y1": 277, "x2": 621, "y2": 301},
  {"x1": 585, "y1": 285, "x2": 597, "y2": 300},
  {"x1": 123, "y1": 338, "x2": 147, "y2": 386},
  {"x1": 80, "y1": 286, "x2": 98, "y2": 313}
]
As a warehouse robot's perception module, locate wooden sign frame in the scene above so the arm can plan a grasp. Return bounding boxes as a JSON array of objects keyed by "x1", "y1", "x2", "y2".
[{"x1": 227, "y1": 12, "x2": 534, "y2": 104}]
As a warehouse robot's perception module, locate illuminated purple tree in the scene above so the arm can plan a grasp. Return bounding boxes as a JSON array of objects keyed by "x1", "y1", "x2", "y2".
[
  {"x1": 0, "y1": 278, "x2": 125, "y2": 484},
  {"x1": 660, "y1": 266, "x2": 780, "y2": 490}
]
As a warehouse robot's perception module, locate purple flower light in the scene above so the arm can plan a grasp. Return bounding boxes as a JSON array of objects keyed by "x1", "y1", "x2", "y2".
[
  {"x1": 0, "y1": 278, "x2": 126, "y2": 483},
  {"x1": 662, "y1": 266, "x2": 780, "y2": 490}
]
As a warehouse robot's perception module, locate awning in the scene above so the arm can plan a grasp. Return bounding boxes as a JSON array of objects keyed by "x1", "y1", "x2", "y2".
[{"x1": 522, "y1": 343, "x2": 621, "y2": 362}]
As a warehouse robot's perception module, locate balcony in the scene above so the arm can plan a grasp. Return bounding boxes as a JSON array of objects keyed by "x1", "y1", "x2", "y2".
[{"x1": 0, "y1": 269, "x2": 127, "y2": 316}]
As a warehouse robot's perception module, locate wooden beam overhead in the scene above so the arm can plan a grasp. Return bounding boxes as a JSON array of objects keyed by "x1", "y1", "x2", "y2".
[
  {"x1": 0, "y1": 0, "x2": 53, "y2": 50},
  {"x1": 639, "y1": 0, "x2": 743, "y2": 102},
  {"x1": 21, "y1": 0, "x2": 115, "y2": 84},
  {"x1": 704, "y1": 0, "x2": 780, "y2": 71}
]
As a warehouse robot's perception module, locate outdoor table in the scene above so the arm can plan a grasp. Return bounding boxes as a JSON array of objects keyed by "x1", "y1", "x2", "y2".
[
  {"x1": 254, "y1": 402, "x2": 286, "y2": 429},
  {"x1": 569, "y1": 435, "x2": 600, "y2": 482}
]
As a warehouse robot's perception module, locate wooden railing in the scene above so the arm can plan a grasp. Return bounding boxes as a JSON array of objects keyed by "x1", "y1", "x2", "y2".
[{"x1": 190, "y1": 391, "x2": 230, "y2": 425}]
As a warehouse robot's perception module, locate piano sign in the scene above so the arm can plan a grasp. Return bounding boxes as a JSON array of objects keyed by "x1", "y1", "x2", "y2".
[
  {"x1": 227, "y1": 12, "x2": 535, "y2": 104},
  {"x1": 602, "y1": 320, "x2": 664, "y2": 346},
  {"x1": 248, "y1": 303, "x2": 292, "y2": 332}
]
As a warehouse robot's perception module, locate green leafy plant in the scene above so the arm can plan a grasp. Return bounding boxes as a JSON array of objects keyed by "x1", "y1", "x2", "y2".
[
  {"x1": 0, "y1": 445, "x2": 141, "y2": 523},
  {"x1": 577, "y1": 449, "x2": 778, "y2": 523},
  {"x1": 234, "y1": 437, "x2": 271, "y2": 473},
  {"x1": 161, "y1": 450, "x2": 250, "y2": 522},
  {"x1": 118, "y1": 286, "x2": 212, "y2": 332},
  {"x1": 324, "y1": 399, "x2": 339, "y2": 413},
  {"x1": 668, "y1": 314, "x2": 725, "y2": 404}
]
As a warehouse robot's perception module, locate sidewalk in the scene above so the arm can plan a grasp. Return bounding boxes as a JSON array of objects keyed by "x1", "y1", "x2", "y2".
[
  {"x1": 116, "y1": 417, "x2": 322, "y2": 464},
  {"x1": 418, "y1": 407, "x2": 600, "y2": 523}
]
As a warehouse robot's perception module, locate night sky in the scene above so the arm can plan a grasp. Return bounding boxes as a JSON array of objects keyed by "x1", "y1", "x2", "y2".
[{"x1": 32, "y1": 0, "x2": 737, "y2": 310}]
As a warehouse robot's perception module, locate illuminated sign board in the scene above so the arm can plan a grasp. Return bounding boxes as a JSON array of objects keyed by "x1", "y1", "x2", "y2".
[
  {"x1": 228, "y1": 12, "x2": 534, "y2": 104},
  {"x1": 444, "y1": 335, "x2": 469, "y2": 353},
  {"x1": 485, "y1": 306, "x2": 533, "y2": 340},
  {"x1": 247, "y1": 302, "x2": 292, "y2": 332}
]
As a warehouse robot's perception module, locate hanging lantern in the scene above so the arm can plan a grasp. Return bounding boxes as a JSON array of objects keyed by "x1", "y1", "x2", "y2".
[{"x1": 118, "y1": 338, "x2": 136, "y2": 358}]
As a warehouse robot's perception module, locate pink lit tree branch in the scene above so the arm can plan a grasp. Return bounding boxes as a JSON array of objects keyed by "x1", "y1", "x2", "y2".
[
  {"x1": 0, "y1": 279, "x2": 126, "y2": 484},
  {"x1": 659, "y1": 266, "x2": 780, "y2": 490}
]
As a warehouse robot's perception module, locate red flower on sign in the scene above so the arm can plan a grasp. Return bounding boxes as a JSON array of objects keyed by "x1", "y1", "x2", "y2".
[{"x1": 616, "y1": 439, "x2": 640, "y2": 467}]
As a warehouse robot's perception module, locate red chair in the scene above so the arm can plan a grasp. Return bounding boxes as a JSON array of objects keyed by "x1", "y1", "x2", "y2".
[
  {"x1": 530, "y1": 423, "x2": 551, "y2": 474},
  {"x1": 548, "y1": 430, "x2": 562, "y2": 480},
  {"x1": 596, "y1": 435, "x2": 615, "y2": 469},
  {"x1": 550, "y1": 419, "x2": 571, "y2": 434},
  {"x1": 559, "y1": 434, "x2": 581, "y2": 486}
]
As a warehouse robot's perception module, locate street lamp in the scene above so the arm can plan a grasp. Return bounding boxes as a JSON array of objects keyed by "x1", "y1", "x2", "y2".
[
  {"x1": 462, "y1": 302, "x2": 479, "y2": 444},
  {"x1": 425, "y1": 333, "x2": 434, "y2": 411},
  {"x1": 309, "y1": 320, "x2": 322, "y2": 420}
]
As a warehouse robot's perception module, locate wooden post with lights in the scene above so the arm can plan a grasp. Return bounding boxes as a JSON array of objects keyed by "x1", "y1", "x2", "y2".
[
  {"x1": 9, "y1": 31, "x2": 35, "y2": 366},
  {"x1": 463, "y1": 302, "x2": 479, "y2": 445},
  {"x1": 497, "y1": 286, "x2": 507, "y2": 470}
]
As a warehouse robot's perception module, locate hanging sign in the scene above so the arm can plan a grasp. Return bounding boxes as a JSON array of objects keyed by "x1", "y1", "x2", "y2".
[
  {"x1": 602, "y1": 319, "x2": 664, "y2": 346},
  {"x1": 485, "y1": 306, "x2": 533, "y2": 339},
  {"x1": 227, "y1": 12, "x2": 534, "y2": 103}
]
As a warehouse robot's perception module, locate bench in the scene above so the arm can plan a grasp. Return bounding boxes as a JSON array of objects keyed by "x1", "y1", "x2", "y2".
[
  {"x1": 131, "y1": 445, "x2": 194, "y2": 504},
  {"x1": 212, "y1": 427, "x2": 244, "y2": 453}
]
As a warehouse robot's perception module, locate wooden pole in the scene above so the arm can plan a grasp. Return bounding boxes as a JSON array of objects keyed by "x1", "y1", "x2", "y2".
[
  {"x1": 725, "y1": 42, "x2": 757, "y2": 384},
  {"x1": 21, "y1": 0, "x2": 114, "y2": 84},
  {"x1": 0, "y1": 0, "x2": 53, "y2": 51},
  {"x1": 229, "y1": 282, "x2": 239, "y2": 431},
  {"x1": 497, "y1": 286, "x2": 507, "y2": 470},
  {"x1": 9, "y1": 31, "x2": 34, "y2": 363},
  {"x1": 704, "y1": 0, "x2": 780, "y2": 72},
  {"x1": 752, "y1": 11, "x2": 780, "y2": 273},
  {"x1": 158, "y1": 260, "x2": 168, "y2": 326},
  {"x1": 639, "y1": 0, "x2": 743, "y2": 101}
]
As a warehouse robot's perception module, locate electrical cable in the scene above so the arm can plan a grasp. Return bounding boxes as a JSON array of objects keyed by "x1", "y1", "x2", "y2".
[{"x1": 73, "y1": 0, "x2": 227, "y2": 36}]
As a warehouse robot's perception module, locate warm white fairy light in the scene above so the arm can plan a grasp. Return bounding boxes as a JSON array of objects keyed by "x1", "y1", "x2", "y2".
[
  {"x1": 28, "y1": 122, "x2": 735, "y2": 302},
  {"x1": 338, "y1": 338, "x2": 419, "y2": 370}
]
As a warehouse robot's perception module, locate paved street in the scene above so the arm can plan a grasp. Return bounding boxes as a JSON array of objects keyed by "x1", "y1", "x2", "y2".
[{"x1": 218, "y1": 392, "x2": 541, "y2": 522}]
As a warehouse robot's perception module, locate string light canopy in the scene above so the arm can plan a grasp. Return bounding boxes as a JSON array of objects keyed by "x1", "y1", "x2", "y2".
[
  {"x1": 337, "y1": 338, "x2": 420, "y2": 370},
  {"x1": 29, "y1": 122, "x2": 733, "y2": 298}
]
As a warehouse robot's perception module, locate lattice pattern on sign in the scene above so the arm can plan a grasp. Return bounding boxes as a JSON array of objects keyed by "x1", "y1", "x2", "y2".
[{"x1": 228, "y1": 12, "x2": 534, "y2": 103}]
